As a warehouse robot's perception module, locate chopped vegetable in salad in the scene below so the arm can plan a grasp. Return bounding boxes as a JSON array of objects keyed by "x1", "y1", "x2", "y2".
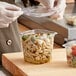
[{"x1": 22, "y1": 33, "x2": 54, "y2": 64}]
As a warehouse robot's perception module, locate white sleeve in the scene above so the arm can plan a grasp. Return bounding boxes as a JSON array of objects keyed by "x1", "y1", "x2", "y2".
[{"x1": 0, "y1": 2, "x2": 23, "y2": 28}]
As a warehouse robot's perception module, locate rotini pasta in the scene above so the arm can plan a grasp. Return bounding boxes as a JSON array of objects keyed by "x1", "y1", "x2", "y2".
[{"x1": 22, "y1": 29, "x2": 57, "y2": 64}]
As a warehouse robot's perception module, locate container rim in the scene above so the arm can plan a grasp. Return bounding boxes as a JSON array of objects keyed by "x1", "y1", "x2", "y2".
[{"x1": 20, "y1": 29, "x2": 58, "y2": 36}]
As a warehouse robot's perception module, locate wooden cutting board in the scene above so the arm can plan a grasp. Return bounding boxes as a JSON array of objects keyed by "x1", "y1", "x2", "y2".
[{"x1": 2, "y1": 49, "x2": 76, "y2": 76}]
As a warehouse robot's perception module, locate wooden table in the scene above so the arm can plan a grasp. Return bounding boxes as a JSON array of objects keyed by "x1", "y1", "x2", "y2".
[{"x1": 2, "y1": 49, "x2": 76, "y2": 76}]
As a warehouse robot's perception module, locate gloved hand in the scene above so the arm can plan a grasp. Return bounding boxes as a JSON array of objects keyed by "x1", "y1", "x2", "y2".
[
  {"x1": 35, "y1": 0, "x2": 66, "y2": 20},
  {"x1": 0, "y1": 2, "x2": 23, "y2": 28},
  {"x1": 35, "y1": 0, "x2": 54, "y2": 9}
]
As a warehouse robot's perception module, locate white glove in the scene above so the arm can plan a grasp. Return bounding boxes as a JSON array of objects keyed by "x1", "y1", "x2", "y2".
[
  {"x1": 0, "y1": 2, "x2": 23, "y2": 28},
  {"x1": 36, "y1": 0, "x2": 55, "y2": 9},
  {"x1": 53, "y1": 0, "x2": 66, "y2": 19},
  {"x1": 35, "y1": 0, "x2": 66, "y2": 19}
]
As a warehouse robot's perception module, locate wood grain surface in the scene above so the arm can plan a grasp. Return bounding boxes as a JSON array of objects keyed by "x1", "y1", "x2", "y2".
[{"x1": 2, "y1": 49, "x2": 76, "y2": 76}]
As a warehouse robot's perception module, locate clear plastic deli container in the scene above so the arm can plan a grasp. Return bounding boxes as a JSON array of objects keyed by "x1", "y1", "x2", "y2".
[
  {"x1": 64, "y1": 14, "x2": 76, "y2": 26},
  {"x1": 21, "y1": 29, "x2": 57, "y2": 64},
  {"x1": 63, "y1": 40, "x2": 76, "y2": 67}
]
